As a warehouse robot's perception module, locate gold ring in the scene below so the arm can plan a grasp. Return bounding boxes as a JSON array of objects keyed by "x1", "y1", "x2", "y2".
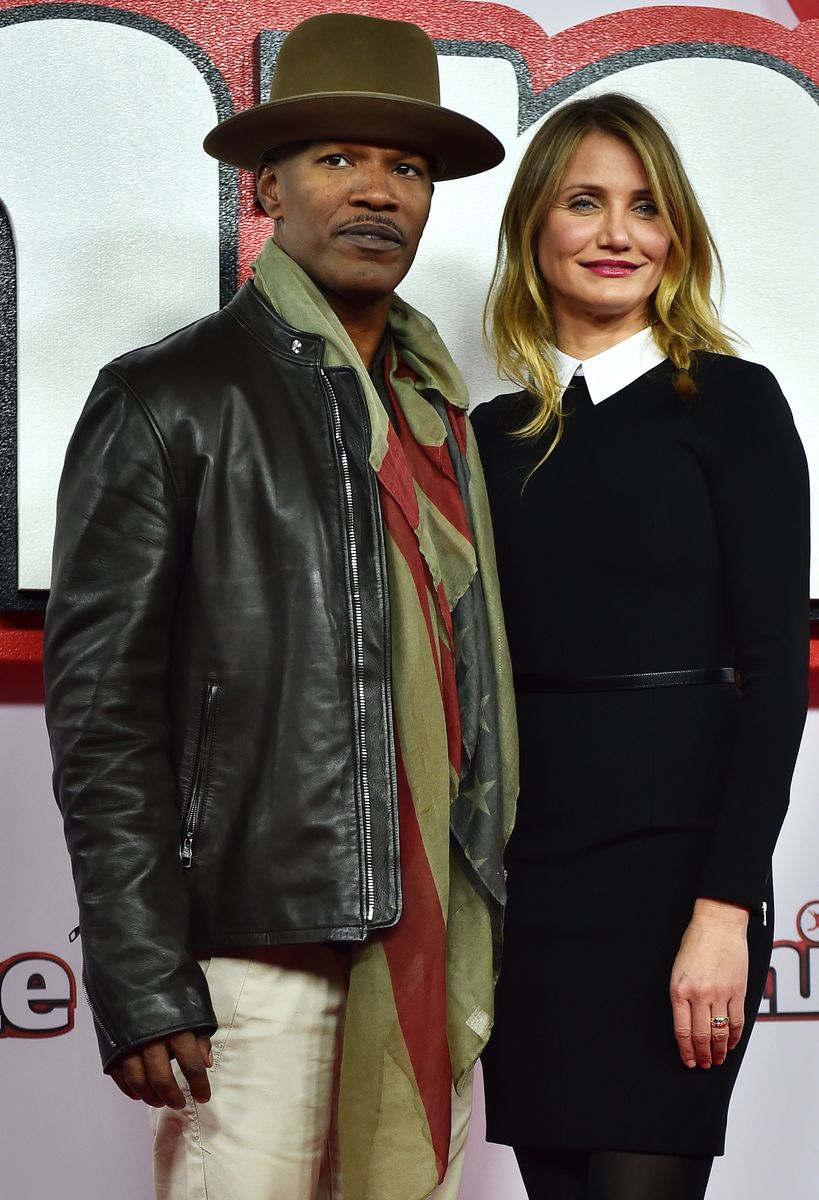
[{"x1": 711, "y1": 1016, "x2": 729, "y2": 1029}]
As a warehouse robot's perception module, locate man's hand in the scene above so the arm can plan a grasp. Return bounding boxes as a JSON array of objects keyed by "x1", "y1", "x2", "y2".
[
  {"x1": 111, "y1": 1030, "x2": 213, "y2": 1108},
  {"x1": 669, "y1": 898, "x2": 750, "y2": 1070}
]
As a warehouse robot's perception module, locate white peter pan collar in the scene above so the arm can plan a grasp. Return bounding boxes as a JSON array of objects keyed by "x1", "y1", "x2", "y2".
[{"x1": 553, "y1": 327, "x2": 668, "y2": 405}]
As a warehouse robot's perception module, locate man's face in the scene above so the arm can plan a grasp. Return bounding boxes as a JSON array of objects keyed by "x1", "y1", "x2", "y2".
[{"x1": 257, "y1": 141, "x2": 433, "y2": 311}]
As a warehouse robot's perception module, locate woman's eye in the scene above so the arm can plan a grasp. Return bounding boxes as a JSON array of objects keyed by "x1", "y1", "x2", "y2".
[
  {"x1": 567, "y1": 196, "x2": 597, "y2": 211},
  {"x1": 634, "y1": 201, "x2": 660, "y2": 216}
]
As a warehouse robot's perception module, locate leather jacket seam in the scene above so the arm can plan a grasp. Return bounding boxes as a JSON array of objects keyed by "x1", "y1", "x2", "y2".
[
  {"x1": 319, "y1": 367, "x2": 371, "y2": 926},
  {"x1": 339, "y1": 367, "x2": 402, "y2": 915},
  {"x1": 102, "y1": 366, "x2": 184, "y2": 512}
]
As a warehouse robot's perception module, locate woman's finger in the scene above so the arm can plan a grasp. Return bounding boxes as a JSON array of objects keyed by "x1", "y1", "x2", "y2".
[
  {"x1": 727, "y1": 994, "x2": 745, "y2": 1052},
  {"x1": 671, "y1": 996, "x2": 696, "y2": 1068},
  {"x1": 710, "y1": 1005, "x2": 731, "y2": 1066},
  {"x1": 691, "y1": 1001, "x2": 713, "y2": 1069}
]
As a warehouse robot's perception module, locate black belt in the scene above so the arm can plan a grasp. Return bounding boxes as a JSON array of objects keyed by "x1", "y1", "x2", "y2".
[{"x1": 514, "y1": 667, "x2": 737, "y2": 694}]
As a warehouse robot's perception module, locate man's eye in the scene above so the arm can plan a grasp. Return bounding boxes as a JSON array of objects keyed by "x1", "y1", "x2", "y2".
[
  {"x1": 321, "y1": 154, "x2": 351, "y2": 167},
  {"x1": 395, "y1": 163, "x2": 422, "y2": 178}
]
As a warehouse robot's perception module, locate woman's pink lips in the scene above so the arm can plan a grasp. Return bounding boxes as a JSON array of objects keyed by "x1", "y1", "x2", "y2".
[{"x1": 581, "y1": 260, "x2": 641, "y2": 277}]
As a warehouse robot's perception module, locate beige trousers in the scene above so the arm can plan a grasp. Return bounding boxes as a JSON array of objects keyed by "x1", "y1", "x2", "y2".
[{"x1": 151, "y1": 946, "x2": 472, "y2": 1200}]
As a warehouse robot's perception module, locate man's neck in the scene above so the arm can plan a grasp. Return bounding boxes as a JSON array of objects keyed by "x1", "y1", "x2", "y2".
[{"x1": 322, "y1": 291, "x2": 393, "y2": 370}]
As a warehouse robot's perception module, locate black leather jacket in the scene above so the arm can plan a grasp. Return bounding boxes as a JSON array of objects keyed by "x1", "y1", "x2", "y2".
[{"x1": 44, "y1": 282, "x2": 401, "y2": 1067}]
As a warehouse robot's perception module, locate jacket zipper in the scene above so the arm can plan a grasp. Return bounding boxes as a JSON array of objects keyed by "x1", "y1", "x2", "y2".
[
  {"x1": 82, "y1": 979, "x2": 118, "y2": 1049},
  {"x1": 179, "y1": 681, "x2": 219, "y2": 869},
  {"x1": 322, "y1": 369, "x2": 374, "y2": 924}
]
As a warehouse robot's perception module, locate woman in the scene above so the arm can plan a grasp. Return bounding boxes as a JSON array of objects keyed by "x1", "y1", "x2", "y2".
[{"x1": 472, "y1": 94, "x2": 810, "y2": 1200}]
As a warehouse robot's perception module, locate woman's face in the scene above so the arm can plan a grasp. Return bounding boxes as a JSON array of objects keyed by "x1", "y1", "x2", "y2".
[{"x1": 535, "y1": 130, "x2": 672, "y2": 340}]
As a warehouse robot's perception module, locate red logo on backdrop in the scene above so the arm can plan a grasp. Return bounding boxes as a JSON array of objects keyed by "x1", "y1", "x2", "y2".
[
  {"x1": 0, "y1": 1, "x2": 817, "y2": 622},
  {"x1": 791, "y1": 1, "x2": 819, "y2": 20},
  {"x1": 759, "y1": 901, "x2": 819, "y2": 1021},
  {"x1": 0, "y1": 0, "x2": 816, "y2": 287},
  {"x1": 0, "y1": 953, "x2": 77, "y2": 1038}
]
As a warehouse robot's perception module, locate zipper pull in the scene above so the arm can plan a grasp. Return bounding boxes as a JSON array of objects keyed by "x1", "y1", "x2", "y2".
[
  {"x1": 762, "y1": 900, "x2": 768, "y2": 927},
  {"x1": 68, "y1": 925, "x2": 80, "y2": 943},
  {"x1": 180, "y1": 837, "x2": 193, "y2": 869}
]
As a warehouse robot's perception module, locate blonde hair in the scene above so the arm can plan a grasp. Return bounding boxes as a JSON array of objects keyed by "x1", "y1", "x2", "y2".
[{"x1": 486, "y1": 93, "x2": 736, "y2": 456}]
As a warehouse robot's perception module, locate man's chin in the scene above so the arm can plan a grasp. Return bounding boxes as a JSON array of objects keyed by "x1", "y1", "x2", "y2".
[{"x1": 321, "y1": 272, "x2": 408, "y2": 310}]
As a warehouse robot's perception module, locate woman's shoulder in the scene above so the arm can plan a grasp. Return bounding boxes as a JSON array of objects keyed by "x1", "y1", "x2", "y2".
[
  {"x1": 690, "y1": 352, "x2": 792, "y2": 422},
  {"x1": 692, "y1": 351, "x2": 783, "y2": 395},
  {"x1": 469, "y1": 390, "x2": 531, "y2": 439},
  {"x1": 690, "y1": 353, "x2": 805, "y2": 465}
]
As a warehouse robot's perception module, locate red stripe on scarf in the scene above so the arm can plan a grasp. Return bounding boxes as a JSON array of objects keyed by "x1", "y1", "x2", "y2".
[
  {"x1": 376, "y1": 425, "x2": 420, "y2": 533},
  {"x1": 380, "y1": 486, "x2": 462, "y2": 776},
  {"x1": 380, "y1": 488, "x2": 443, "y2": 695},
  {"x1": 374, "y1": 345, "x2": 476, "y2": 1182},
  {"x1": 381, "y1": 746, "x2": 452, "y2": 1182},
  {"x1": 385, "y1": 361, "x2": 474, "y2": 545}
]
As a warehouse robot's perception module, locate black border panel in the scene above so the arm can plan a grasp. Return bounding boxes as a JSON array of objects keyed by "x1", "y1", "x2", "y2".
[{"x1": 0, "y1": 3, "x2": 237, "y2": 610}]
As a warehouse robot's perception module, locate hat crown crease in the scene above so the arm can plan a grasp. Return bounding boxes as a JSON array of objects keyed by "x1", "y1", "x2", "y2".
[{"x1": 271, "y1": 25, "x2": 441, "y2": 106}]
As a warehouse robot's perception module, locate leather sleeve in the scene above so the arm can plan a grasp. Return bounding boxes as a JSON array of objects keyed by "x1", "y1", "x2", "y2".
[{"x1": 44, "y1": 369, "x2": 217, "y2": 1069}]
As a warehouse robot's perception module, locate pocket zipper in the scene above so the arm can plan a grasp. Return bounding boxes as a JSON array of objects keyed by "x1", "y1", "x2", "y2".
[{"x1": 180, "y1": 681, "x2": 220, "y2": 868}]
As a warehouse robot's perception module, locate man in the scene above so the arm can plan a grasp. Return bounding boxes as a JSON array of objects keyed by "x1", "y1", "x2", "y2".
[{"x1": 44, "y1": 14, "x2": 516, "y2": 1200}]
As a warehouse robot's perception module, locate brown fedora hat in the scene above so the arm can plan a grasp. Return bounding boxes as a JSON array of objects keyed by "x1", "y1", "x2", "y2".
[{"x1": 203, "y1": 13, "x2": 504, "y2": 181}]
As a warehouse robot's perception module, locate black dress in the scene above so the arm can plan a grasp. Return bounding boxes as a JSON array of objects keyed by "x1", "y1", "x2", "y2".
[{"x1": 471, "y1": 353, "x2": 810, "y2": 1156}]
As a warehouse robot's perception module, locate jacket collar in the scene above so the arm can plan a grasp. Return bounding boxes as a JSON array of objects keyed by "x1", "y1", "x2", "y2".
[{"x1": 225, "y1": 280, "x2": 326, "y2": 364}]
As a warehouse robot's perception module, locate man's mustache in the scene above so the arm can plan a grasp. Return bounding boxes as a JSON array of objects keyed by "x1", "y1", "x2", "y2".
[{"x1": 335, "y1": 215, "x2": 405, "y2": 244}]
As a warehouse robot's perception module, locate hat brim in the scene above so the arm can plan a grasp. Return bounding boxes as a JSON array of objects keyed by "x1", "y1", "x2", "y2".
[{"x1": 203, "y1": 93, "x2": 504, "y2": 181}]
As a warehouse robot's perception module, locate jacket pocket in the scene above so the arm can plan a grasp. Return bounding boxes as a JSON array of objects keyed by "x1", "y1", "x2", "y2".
[{"x1": 179, "y1": 680, "x2": 220, "y2": 868}]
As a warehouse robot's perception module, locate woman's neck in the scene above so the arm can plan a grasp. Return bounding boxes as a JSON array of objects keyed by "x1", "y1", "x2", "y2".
[{"x1": 552, "y1": 309, "x2": 649, "y2": 361}]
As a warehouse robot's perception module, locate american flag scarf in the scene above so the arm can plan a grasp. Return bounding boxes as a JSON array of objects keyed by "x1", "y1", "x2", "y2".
[{"x1": 253, "y1": 240, "x2": 517, "y2": 1200}]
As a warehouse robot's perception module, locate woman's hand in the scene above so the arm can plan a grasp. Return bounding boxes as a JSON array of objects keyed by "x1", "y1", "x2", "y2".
[{"x1": 669, "y1": 898, "x2": 750, "y2": 1069}]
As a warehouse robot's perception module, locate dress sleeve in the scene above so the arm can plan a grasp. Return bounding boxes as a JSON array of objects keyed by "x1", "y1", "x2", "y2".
[{"x1": 696, "y1": 359, "x2": 810, "y2": 909}]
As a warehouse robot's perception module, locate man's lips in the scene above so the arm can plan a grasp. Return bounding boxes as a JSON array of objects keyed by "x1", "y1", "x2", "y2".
[
  {"x1": 581, "y1": 259, "x2": 641, "y2": 277},
  {"x1": 336, "y1": 221, "x2": 404, "y2": 251}
]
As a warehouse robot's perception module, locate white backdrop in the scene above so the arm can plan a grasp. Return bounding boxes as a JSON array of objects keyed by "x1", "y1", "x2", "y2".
[
  {"x1": 3, "y1": 17, "x2": 221, "y2": 587},
  {"x1": 1, "y1": 1, "x2": 817, "y2": 1197}
]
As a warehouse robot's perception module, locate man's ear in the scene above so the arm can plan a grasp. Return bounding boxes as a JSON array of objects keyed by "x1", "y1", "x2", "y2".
[{"x1": 256, "y1": 161, "x2": 282, "y2": 220}]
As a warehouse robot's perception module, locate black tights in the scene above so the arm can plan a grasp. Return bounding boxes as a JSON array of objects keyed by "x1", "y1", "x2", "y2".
[{"x1": 514, "y1": 1147, "x2": 714, "y2": 1200}]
